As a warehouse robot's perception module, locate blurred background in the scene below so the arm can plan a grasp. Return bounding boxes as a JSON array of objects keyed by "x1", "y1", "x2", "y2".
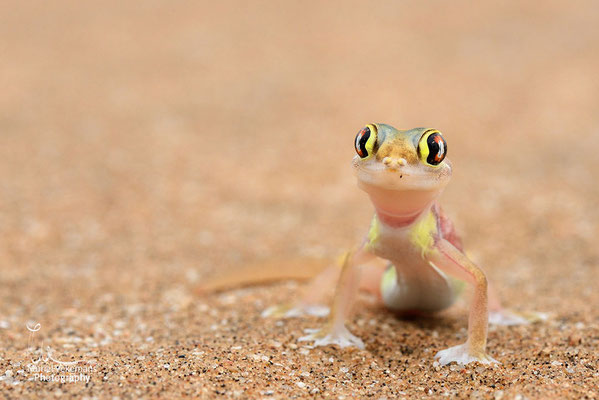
[{"x1": 1, "y1": 0, "x2": 598, "y2": 397}]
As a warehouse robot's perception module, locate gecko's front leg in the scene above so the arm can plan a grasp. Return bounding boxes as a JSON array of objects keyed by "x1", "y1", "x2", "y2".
[
  {"x1": 428, "y1": 239, "x2": 498, "y2": 365},
  {"x1": 298, "y1": 246, "x2": 375, "y2": 349}
]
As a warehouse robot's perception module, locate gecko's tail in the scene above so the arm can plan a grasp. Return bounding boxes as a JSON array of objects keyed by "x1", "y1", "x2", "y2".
[{"x1": 195, "y1": 258, "x2": 329, "y2": 295}]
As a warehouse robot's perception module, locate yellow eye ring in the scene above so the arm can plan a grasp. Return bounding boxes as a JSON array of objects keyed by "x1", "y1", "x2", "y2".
[
  {"x1": 417, "y1": 130, "x2": 447, "y2": 166},
  {"x1": 354, "y1": 124, "x2": 378, "y2": 159}
]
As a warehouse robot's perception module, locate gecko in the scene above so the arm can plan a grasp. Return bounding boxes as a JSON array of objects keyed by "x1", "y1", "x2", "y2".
[{"x1": 262, "y1": 123, "x2": 545, "y2": 365}]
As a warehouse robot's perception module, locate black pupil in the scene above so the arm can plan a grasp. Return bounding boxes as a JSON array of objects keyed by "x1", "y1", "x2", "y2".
[
  {"x1": 356, "y1": 127, "x2": 371, "y2": 157},
  {"x1": 426, "y1": 133, "x2": 446, "y2": 165}
]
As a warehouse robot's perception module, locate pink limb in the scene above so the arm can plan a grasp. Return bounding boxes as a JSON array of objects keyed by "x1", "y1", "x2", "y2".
[
  {"x1": 428, "y1": 239, "x2": 497, "y2": 365},
  {"x1": 299, "y1": 246, "x2": 376, "y2": 349}
]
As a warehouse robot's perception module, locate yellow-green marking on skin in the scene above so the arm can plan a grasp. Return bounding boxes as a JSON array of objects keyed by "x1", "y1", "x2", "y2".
[
  {"x1": 409, "y1": 211, "x2": 437, "y2": 258},
  {"x1": 366, "y1": 215, "x2": 381, "y2": 251}
]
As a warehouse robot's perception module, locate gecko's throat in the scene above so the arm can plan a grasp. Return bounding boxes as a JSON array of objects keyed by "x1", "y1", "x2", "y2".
[{"x1": 357, "y1": 181, "x2": 446, "y2": 228}]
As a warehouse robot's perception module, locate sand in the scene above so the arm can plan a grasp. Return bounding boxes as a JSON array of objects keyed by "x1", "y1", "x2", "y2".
[{"x1": 1, "y1": 0, "x2": 598, "y2": 398}]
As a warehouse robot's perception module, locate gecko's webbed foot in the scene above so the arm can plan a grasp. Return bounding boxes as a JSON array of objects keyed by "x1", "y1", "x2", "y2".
[
  {"x1": 298, "y1": 325, "x2": 365, "y2": 349},
  {"x1": 489, "y1": 309, "x2": 549, "y2": 326},
  {"x1": 261, "y1": 303, "x2": 330, "y2": 319},
  {"x1": 435, "y1": 343, "x2": 499, "y2": 366}
]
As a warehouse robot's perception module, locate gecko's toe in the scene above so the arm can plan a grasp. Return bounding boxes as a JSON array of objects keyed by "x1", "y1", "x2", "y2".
[
  {"x1": 302, "y1": 305, "x2": 330, "y2": 317},
  {"x1": 490, "y1": 310, "x2": 549, "y2": 326},
  {"x1": 299, "y1": 326, "x2": 365, "y2": 349},
  {"x1": 435, "y1": 343, "x2": 499, "y2": 366},
  {"x1": 262, "y1": 303, "x2": 330, "y2": 319},
  {"x1": 261, "y1": 304, "x2": 298, "y2": 318}
]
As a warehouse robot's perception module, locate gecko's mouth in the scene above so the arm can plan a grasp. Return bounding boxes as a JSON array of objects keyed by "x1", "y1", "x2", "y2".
[{"x1": 352, "y1": 157, "x2": 452, "y2": 192}]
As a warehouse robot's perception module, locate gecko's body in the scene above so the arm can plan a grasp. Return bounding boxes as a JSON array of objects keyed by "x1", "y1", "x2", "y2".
[
  {"x1": 263, "y1": 124, "x2": 544, "y2": 365},
  {"x1": 371, "y1": 207, "x2": 459, "y2": 313}
]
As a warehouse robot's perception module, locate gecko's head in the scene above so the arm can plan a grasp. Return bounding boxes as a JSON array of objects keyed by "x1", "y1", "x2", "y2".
[{"x1": 352, "y1": 124, "x2": 452, "y2": 224}]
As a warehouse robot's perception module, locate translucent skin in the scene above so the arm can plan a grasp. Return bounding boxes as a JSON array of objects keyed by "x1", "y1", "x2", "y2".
[
  {"x1": 292, "y1": 124, "x2": 545, "y2": 366},
  {"x1": 358, "y1": 182, "x2": 444, "y2": 226}
]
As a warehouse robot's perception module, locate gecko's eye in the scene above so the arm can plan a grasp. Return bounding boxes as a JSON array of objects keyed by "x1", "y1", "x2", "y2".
[
  {"x1": 417, "y1": 130, "x2": 447, "y2": 166},
  {"x1": 354, "y1": 124, "x2": 377, "y2": 159}
]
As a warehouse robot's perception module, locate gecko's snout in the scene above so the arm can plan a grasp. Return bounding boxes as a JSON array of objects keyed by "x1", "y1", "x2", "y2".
[{"x1": 382, "y1": 157, "x2": 407, "y2": 171}]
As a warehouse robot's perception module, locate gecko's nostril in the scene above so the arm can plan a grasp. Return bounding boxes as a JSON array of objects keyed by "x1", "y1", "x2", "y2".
[{"x1": 383, "y1": 157, "x2": 406, "y2": 171}]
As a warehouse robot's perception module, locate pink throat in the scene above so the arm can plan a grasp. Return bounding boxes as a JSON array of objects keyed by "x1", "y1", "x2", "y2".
[{"x1": 375, "y1": 208, "x2": 426, "y2": 228}]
